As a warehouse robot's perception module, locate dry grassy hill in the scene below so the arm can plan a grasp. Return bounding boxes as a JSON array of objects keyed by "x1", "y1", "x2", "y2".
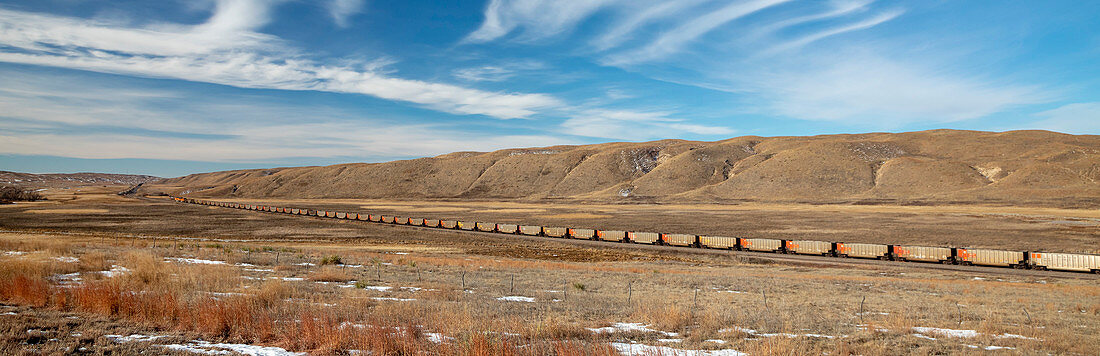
[{"x1": 143, "y1": 130, "x2": 1100, "y2": 207}]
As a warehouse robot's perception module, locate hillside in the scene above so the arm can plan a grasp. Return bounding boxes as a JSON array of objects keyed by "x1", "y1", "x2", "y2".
[{"x1": 142, "y1": 130, "x2": 1100, "y2": 207}]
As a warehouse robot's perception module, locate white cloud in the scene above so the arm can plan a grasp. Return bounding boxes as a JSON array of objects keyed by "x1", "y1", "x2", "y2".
[
  {"x1": 463, "y1": 0, "x2": 622, "y2": 43},
  {"x1": 1030, "y1": 102, "x2": 1100, "y2": 134},
  {"x1": 747, "y1": 0, "x2": 873, "y2": 39},
  {"x1": 603, "y1": 0, "x2": 793, "y2": 65},
  {"x1": 0, "y1": 2, "x2": 560, "y2": 119},
  {"x1": 0, "y1": 2, "x2": 280, "y2": 57},
  {"x1": 756, "y1": 54, "x2": 1047, "y2": 125},
  {"x1": 326, "y1": 0, "x2": 365, "y2": 28},
  {"x1": 762, "y1": 9, "x2": 901, "y2": 55},
  {"x1": 452, "y1": 60, "x2": 544, "y2": 82},
  {"x1": 561, "y1": 109, "x2": 734, "y2": 140},
  {"x1": 0, "y1": 74, "x2": 578, "y2": 162},
  {"x1": 590, "y1": 0, "x2": 710, "y2": 51}
]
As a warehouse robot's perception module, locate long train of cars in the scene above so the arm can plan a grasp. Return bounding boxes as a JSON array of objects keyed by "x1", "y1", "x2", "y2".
[{"x1": 171, "y1": 197, "x2": 1100, "y2": 274}]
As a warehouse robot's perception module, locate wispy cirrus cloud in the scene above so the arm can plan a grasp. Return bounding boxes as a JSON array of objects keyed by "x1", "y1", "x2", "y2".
[
  {"x1": 0, "y1": 0, "x2": 558, "y2": 119},
  {"x1": 326, "y1": 0, "x2": 366, "y2": 28},
  {"x1": 604, "y1": 0, "x2": 793, "y2": 65},
  {"x1": 760, "y1": 8, "x2": 901, "y2": 55},
  {"x1": 462, "y1": 0, "x2": 622, "y2": 43},
  {"x1": 452, "y1": 60, "x2": 545, "y2": 82},
  {"x1": 1029, "y1": 102, "x2": 1100, "y2": 134},
  {"x1": 561, "y1": 109, "x2": 734, "y2": 140},
  {"x1": 462, "y1": 0, "x2": 1050, "y2": 126},
  {"x1": 0, "y1": 71, "x2": 578, "y2": 162}
]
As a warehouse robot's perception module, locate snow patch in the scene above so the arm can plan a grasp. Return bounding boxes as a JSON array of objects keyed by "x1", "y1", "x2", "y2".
[
  {"x1": 106, "y1": 334, "x2": 171, "y2": 343},
  {"x1": 497, "y1": 296, "x2": 536, "y2": 303},
  {"x1": 590, "y1": 322, "x2": 679, "y2": 337},
  {"x1": 425, "y1": 332, "x2": 453, "y2": 344},
  {"x1": 361, "y1": 286, "x2": 392, "y2": 292},
  {"x1": 912, "y1": 327, "x2": 978, "y2": 338},
  {"x1": 53, "y1": 256, "x2": 79, "y2": 263},
  {"x1": 165, "y1": 257, "x2": 226, "y2": 265},
  {"x1": 162, "y1": 340, "x2": 305, "y2": 355},
  {"x1": 610, "y1": 342, "x2": 746, "y2": 356},
  {"x1": 100, "y1": 265, "x2": 130, "y2": 278},
  {"x1": 371, "y1": 297, "x2": 417, "y2": 302}
]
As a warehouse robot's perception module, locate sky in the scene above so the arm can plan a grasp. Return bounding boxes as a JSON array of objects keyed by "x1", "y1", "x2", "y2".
[{"x1": 0, "y1": 0, "x2": 1098, "y2": 177}]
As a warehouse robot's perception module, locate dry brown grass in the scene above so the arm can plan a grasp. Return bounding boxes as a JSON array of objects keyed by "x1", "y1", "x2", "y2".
[
  {"x1": 307, "y1": 266, "x2": 354, "y2": 282},
  {"x1": 1, "y1": 194, "x2": 1099, "y2": 356}
]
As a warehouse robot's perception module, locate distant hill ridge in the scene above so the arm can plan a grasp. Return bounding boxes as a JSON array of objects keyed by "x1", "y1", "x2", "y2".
[
  {"x1": 1, "y1": 171, "x2": 159, "y2": 188},
  {"x1": 145, "y1": 130, "x2": 1100, "y2": 207}
]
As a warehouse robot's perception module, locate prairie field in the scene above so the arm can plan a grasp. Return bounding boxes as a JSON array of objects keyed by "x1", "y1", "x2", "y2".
[{"x1": 0, "y1": 186, "x2": 1098, "y2": 355}]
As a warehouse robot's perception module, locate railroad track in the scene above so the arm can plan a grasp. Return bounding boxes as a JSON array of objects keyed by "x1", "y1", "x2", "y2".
[{"x1": 167, "y1": 197, "x2": 1100, "y2": 279}]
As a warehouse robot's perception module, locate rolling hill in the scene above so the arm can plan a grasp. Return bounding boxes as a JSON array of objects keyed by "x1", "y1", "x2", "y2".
[{"x1": 142, "y1": 130, "x2": 1100, "y2": 207}]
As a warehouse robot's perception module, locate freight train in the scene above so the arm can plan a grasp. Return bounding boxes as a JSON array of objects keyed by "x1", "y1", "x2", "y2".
[{"x1": 171, "y1": 197, "x2": 1100, "y2": 274}]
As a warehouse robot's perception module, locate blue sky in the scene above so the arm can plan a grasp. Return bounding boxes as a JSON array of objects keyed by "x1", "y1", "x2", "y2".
[{"x1": 0, "y1": 0, "x2": 1098, "y2": 177}]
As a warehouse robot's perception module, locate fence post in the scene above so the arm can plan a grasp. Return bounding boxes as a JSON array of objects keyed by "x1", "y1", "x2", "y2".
[
  {"x1": 627, "y1": 281, "x2": 632, "y2": 305},
  {"x1": 859, "y1": 296, "x2": 866, "y2": 326},
  {"x1": 956, "y1": 302, "x2": 963, "y2": 327}
]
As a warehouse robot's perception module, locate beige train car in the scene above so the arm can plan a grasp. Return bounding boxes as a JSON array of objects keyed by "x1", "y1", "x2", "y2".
[
  {"x1": 408, "y1": 218, "x2": 424, "y2": 226},
  {"x1": 476, "y1": 222, "x2": 496, "y2": 232},
  {"x1": 519, "y1": 225, "x2": 542, "y2": 235},
  {"x1": 290, "y1": 208, "x2": 299, "y2": 214},
  {"x1": 369, "y1": 214, "x2": 381, "y2": 222},
  {"x1": 662, "y1": 234, "x2": 697, "y2": 247},
  {"x1": 568, "y1": 228, "x2": 595, "y2": 240},
  {"x1": 440, "y1": 220, "x2": 458, "y2": 229},
  {"x1": 628, "y1": 232, "x2": 660, "y2": 244},
  {"x1": 335, "y1": 212, "x2": 347, "y2": 219},
  {"x1": 392, "y1": 216, "x2": 406, "y2": 224},
  {"x1": 423, "y1": 219, "x2": 440, "y2": 227},
  {"x1": 497, "y1": 224, "x2": 519, "y2": 234},
  {"x1": 380, "y1": 215, "x2": 394, "y2": 223},
  {"x1": 346, "y1": 213, "x2": 358, "y2": 220},
  {"x1": 358, "y1": 214, "x2": 370, "y2": 221},
  {"x1": 316, "y1": 210, "x2": 327, "y2": 217},
  {"x1": 957, "y1": 248, "x2": 1025, "y2": 268},
  {"x1": 785, "y1": 240, "x2": 832, "y2": 256},
  {"x1": 740, "y1": 238, "x2": 783, "y2": 252},
  {"x1": 699, "y1": 236, "x2": 738, "y2": 249},
  {"x1": 543, "y1": 227, "x2": 568, "y2": 238},
  {"x1": 836, "y1": 243, "x2": 888, "y2": 259},
  {"x1": 1029, "y1": 252, "x2": 1100, "y2": 273},
  {"x1": 893, "y1": 245, "x2": 952, "y2": 263},
  {"x1": 327, "y1": 211, "x2": 337, "y2": 218},
  {"x1": 458, "y1": 221, "x2": 476, "y2": 231},
  {"x1": 597, "y1": 230, "x2": 626, "y2": 242}
]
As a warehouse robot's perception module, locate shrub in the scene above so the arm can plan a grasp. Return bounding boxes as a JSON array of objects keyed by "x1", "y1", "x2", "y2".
[
  {"x1": 319, "y1": 255, "x2": 343, "y2": 265},
  {"x1": 0, "y1": 186, "x2": 43, "y2": 203}
]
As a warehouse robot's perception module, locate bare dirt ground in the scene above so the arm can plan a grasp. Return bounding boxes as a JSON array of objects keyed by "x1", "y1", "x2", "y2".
[
  {"x1": 204, "y1": 197, "x2": 1100, "y2": 254},
  {"x1": 0, "y1": 186, "x2": 1098, "y2": 355}
]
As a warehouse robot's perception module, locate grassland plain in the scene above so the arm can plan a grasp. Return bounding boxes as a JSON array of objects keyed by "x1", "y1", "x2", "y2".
[{"x1": 0, "y1": 186, "x2": 1098, "y2": 355}]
